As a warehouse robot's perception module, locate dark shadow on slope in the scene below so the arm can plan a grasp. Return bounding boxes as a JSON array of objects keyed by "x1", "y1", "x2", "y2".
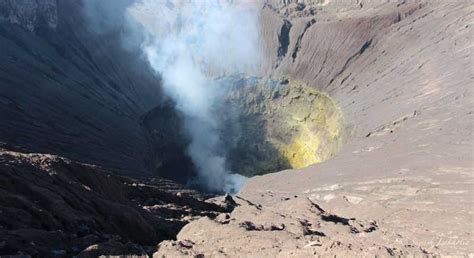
[{"x1": 141, "y1": 101, "x2": 196, "y2": 184}]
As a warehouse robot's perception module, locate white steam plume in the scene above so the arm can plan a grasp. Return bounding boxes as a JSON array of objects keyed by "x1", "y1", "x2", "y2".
[{"x1": 129, "y1": 0, "x2": 261, "y2": 193}]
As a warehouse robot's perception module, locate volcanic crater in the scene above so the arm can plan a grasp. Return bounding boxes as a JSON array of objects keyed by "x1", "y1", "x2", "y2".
[{"x1": 0, "y1": 0, "x2": 472, "y2": 257}]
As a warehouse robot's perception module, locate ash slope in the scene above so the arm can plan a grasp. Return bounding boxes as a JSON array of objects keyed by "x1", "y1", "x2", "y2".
[
  {"x1": 156, "y1": 0, "x2": 473, "y2": 256},
  {"x1": 0, "y1": 0, "x2": 162, "y2": 176},
  {"x1": 0, "y1": 1, "x2": 218, "y2": 256}
]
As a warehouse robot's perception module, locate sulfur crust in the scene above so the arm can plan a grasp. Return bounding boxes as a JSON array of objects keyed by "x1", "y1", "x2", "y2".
[
  {"x1": 275, "y1": 80, "x2": 343, "y2": 169},
  {"x1": 224, "y1": 76, "x2": 344, "y2": 175}
]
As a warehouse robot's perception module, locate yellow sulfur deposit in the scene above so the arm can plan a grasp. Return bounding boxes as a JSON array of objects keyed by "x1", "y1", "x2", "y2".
[
  {"x1": 274, "y1": 84, "x2": 343, "y2": 169},
  {"x1": 279, "y1": 126, "x2": 323, "y2": 168},
  {"x1": 224, "y1": 76, "x2": 344, "y2": 176}
]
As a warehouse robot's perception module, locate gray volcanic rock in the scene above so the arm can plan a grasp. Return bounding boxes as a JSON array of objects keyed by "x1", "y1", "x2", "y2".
[
  {"x1": 0, "y1": 0, "x2": 163, "y2": 176},
  {"x1": 155, "y1": 196, "x2": 431, "y2": 256},
  {"x1": 155, "y1": 0, "x2": 473, "y2": 256},
  {"x1": 0, "y1": 147, "x2": 226, "y2": 257},
  {"x1": 0, "y1": 0, "x2": 472, "y2": 256},
  {"x1": 0, "y1": 0, "x2": 57, "y2": 31}
]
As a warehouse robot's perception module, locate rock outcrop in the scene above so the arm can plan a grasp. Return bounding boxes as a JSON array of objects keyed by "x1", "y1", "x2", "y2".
[
  {"x1": 155, "y1": 196, "x2": 431, "y2": 256},
  {"x1": 0, "y1": 147, "x2": 226, "y2": 257}
]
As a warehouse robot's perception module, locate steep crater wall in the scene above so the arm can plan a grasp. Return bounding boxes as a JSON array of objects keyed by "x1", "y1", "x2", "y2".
[
  {"x1": 143, "y1": 76, "x2": 344, "y2": 180},
  {"x1": 222, "y1": 76, "x2": 344, "y2": 176},
  {"x1": 0, "y1": 0, "x2": 163, "y2": 176}
]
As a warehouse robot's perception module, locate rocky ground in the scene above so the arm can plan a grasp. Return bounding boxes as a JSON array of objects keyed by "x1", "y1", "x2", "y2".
[
  {"x1": 154, "y1": 0, "x2": 473, "y2": 256},
  {"x1": 0, "y1": 146, "x2": 232, "y2": 257},
  {"x1": 155, "y1": 195, "x2": 432, "y2": 256},
  {"x1": 0, "y1": 0, "x2": 472, "y2": 257}
]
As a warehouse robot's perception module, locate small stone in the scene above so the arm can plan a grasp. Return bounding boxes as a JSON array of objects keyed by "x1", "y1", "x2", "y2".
[{"x1": 178, "y1": 240, "x2": 195, "y2": 249}]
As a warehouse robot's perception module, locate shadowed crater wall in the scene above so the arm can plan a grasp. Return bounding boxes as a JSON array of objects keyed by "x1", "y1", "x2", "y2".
[{"x1": 0, "y1": 0, "x2": 345, "y2": 188}]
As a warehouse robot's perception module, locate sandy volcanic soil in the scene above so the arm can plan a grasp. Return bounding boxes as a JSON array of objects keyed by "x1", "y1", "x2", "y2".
[{"x1": 154, "y1": 0, "x2": 473, "y2": 256}]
